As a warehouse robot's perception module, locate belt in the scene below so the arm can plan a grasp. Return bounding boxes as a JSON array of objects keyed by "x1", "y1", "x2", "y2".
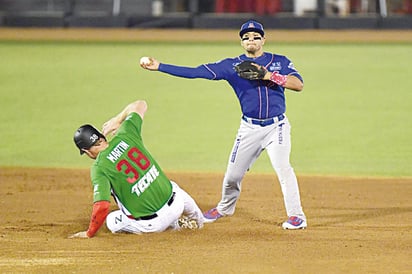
[
  {"x1": 242, "y1": 114, "x2": 284, "y2": 127},
  {"x1": 132, "y1": 192, "x2": 175, "y2": 221}
]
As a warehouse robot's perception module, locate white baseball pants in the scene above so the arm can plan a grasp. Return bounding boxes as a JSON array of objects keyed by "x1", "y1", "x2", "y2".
[
  {"x1": 216, "y1": 116, "x2": 306, "y2": 220},
  {"x1": 106, "y1": 181, "x2": 204, "y2": 234}
]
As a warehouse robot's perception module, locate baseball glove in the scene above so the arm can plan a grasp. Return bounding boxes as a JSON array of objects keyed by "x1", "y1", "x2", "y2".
[{"x1": 234, "y1": 61, "x2": 267, "y2": 80}]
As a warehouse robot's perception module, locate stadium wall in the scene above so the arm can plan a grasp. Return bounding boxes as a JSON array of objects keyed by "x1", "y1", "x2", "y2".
[{"x1": 1, "y1": 13, "x2": 412, "y2": 29}]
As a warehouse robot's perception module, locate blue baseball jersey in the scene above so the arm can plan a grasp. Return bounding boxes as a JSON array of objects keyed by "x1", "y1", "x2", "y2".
[{"x1": 159, "y1": 52, "x2": 303, "y2": 119}]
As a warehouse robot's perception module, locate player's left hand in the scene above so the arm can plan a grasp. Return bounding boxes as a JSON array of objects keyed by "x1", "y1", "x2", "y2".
[{"x1": 69, "y1": 231, "x2": 90, "y2": 239}]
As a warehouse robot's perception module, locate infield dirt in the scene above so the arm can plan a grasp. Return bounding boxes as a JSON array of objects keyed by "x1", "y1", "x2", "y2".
[
  {"x1": 1, "y1": 28, "x2": 411, "y2": 273},
  {"x1": 0, "y1": 167, "x2": 411, "y2": 273}
]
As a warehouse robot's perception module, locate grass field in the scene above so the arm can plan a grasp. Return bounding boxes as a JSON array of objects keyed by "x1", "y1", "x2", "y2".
[
  {"x1": 0, "y1": 30, "x2": 411, "y2": 274},
  {"x1": 1, "y1": 40, "x2": 411, "y2": 177}
]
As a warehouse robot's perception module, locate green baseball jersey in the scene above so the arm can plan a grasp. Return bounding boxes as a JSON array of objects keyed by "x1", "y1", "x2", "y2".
[{"x1": 90, "y1": 112, "x2": 173, "y2": 218}]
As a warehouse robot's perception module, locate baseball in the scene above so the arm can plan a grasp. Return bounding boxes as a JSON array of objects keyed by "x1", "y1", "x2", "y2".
[{"x1": 140, "y1": 56, "x2": 151, "y2": 66}]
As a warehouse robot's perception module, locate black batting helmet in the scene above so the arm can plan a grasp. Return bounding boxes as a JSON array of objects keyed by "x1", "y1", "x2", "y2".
[{"x1": 73, "y1": 124, "x2": 106, "y2": 155}]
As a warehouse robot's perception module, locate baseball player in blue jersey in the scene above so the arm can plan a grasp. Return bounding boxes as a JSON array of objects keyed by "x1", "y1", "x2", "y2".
[{"x1": 141, "y1": 20, "x2": 307, "y2": 230}]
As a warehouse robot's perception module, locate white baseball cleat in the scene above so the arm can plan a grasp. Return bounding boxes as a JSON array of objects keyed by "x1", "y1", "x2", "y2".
[{"x1": 282, "y1": 216, "x2": 307, "y2": 230}]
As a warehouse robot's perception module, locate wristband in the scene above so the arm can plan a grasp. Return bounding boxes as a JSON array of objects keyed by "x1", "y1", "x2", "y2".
[{"x1": 270, "y1": 72, "x2": 287, "y2": 87}]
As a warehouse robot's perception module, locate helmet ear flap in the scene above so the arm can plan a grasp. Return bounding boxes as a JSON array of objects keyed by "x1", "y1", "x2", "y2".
[{"x1": 74, "y1": 124, "x2": 105, "y2": 155}]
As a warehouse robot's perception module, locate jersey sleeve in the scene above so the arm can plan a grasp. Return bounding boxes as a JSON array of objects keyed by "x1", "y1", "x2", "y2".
[
  {"x1": 158, "y1": 58, "x2": 235, "y2": 81},
  {"x1": 115, "y1": 112, "x2": 143, "y2": 138},
  {"x1": 202, "y1": 59, "x2": 236, "y2": 80},
  {"x1": 281, "y1": 56, "x2": 303, "y2": 83},
  {"x1": 90, "y1": 166, "x2": 112, "y2": 202}
]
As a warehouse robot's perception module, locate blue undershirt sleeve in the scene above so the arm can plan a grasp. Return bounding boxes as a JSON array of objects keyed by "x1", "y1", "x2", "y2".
[{"x1": 158, "y1": 63, "x2": 216, "y2": 80}]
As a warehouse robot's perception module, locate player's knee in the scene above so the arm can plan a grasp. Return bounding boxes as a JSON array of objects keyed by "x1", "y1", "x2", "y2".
[
  {"x1": 106, "y1": 210, "x2": 127, "y2": 233},
  {"x1": 225, "y1": 172, "x2": 245, "y2": 184}
]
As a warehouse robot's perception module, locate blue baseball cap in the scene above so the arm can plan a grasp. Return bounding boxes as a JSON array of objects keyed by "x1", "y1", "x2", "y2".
[{"x1": 239, "y1": 20, "x2": 265, "y2": 37}]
